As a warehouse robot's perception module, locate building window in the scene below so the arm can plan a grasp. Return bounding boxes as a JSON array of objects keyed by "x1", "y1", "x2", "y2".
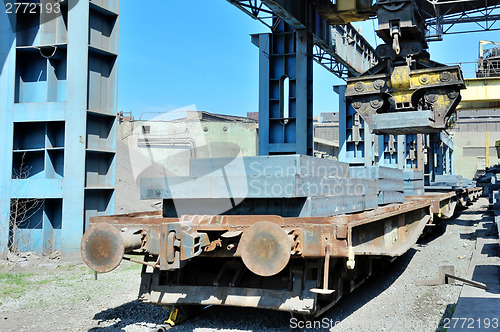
[{"x1": 142, "y1": 125, "x2": 150, "y2": 134}]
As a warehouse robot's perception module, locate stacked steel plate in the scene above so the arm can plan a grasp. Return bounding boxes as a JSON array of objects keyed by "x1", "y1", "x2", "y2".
[
  {"x1": 140, "y1": 155, "x2": 379, "y2": 217},
  {"x1": 403, "y1": 170, "x2": 425, "y2": 196},
  {"x1": 431, "y1": 174, "x2": 464, "y2": 189},
  {"x1": 350, "y1": 166, "x2": 405, "y2": 205}
]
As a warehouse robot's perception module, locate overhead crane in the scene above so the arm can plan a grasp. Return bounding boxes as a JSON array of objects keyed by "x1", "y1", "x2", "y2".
[{"x1": 229, "y1": 0, "x2": 500, "y2": 141}]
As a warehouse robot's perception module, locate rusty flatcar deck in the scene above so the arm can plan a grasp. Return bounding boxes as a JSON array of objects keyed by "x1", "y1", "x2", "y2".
[{"x1": 82, "y1": 196, "x2": 435, "y2": 316}]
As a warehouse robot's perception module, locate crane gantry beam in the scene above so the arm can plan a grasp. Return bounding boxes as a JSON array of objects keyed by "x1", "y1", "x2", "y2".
[
  {"x1": 227, "y1": 0, "x2": 378, "y2": 78},
  {"x1": 423, "y1": 1, "x2": 500, "y2": 40}
]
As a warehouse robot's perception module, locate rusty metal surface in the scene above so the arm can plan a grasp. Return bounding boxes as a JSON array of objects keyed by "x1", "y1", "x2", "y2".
[
  {"x1": 81, "y1": 195, "x2": 451, "y2": 315},
  {"x1": 407, "y1": 191, "x2": 458, "y2": 220},
  {"x1": 81, "y1": 223, "x2": 126, "y2": 273},
  {"x1": 141, "y1": 283, "x2": 316, "y2": 315},
  {"x1": 350, "y1": 206, "x2": 430, "y2": 257},
  {"x1": 238, "y1": 221, "x2": 292, "y2": 277},
  {"x1": 158, "y1": 222, "x2": 210, "y2": 270},
  {"x1": 83, "y1": 196, "x2": 433, "y2": 275},
  {"x1": 88, "y1": 196, "x2": 430, "y2": 229}
]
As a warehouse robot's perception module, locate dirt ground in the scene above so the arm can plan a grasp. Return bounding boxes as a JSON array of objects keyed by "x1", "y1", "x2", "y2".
[{"x1": 0, "y1": 198, "x2": 489, "y2": 332}]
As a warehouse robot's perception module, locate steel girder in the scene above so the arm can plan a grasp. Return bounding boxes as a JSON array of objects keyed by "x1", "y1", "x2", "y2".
[
  {"x1": 420, "y1": 1, "x2": 500, "y2": 40},
  {"x1": 336, "y1": 85, "x2": 377, "y2": 166},
  {"x1": 227, "y1": 0, "x2": 378, "y2": 78}
]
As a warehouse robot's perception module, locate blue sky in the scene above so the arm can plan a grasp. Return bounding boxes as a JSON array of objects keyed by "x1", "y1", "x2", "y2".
[{"x1": 117, "y1": 1, "x2": 500, "y2": 118}]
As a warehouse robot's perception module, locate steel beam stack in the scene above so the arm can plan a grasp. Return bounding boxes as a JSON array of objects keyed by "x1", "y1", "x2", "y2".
[{"x1": 432, "y1": 175, "x2": 464, "y2": 189}]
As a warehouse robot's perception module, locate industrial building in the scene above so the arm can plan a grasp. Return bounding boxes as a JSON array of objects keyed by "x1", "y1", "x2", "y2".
[
  {"x1": 313, "y1": 112, "x2": 340, "y2": 158},
  {"x1": 0, "y1": 0, "x2": 119, "y2": 256},
  {"x1": 114, "y1": 110, "x2": 258, "y2": 213},
  {"x1": 452, "y1": 78, "x2": 500, "y2": 179}
]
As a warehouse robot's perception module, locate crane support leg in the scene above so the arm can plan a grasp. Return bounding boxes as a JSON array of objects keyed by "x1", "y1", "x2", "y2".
[{"x1": 252, "y1": 21, "x2": 314, "y2": 155}]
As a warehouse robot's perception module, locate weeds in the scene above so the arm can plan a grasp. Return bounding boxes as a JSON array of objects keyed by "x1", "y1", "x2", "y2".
[{"x1": 0, "y1": 273, "x2": 33, "y2": 298}]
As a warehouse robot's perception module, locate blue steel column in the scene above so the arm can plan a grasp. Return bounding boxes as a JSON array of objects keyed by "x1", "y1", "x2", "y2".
[
  {"x1": 443, "y1": 145, "x2": 451, "y2": 175},
  {"x1": 254, "y1": 33, "x2": 270, "y2": 155},
  {"x1": 433, "y1": 133, "x2": 444, "y2": 176},
  {"x1": 440, "y1": 132, "x2": 454, "y2": 175},
  {"x1": 62, "y1": 0, "x2": 89, "y2": 254},
  {"x1": 337, "y1": 85, "x2": 376, "y2": 166},
  {"x1": 450, "y1": 146, "x2": 455, "y2": 174},
  {"x1": 425, "y1": 132, "x2": 454, "y2": 181},
  {"x1": 338, "y1": 85, "x2": 348, "y2": 163},
  {"x1": 424, "y1": 134, "x2": 434, "y2": 186},
  {"x1": 405, "y1": 134, "x2": 417, "y2": 170},
  {"x1": 0, "y1": 7, "x2": 16, "y2": 257},
  {"x1": 252, "y1": 22, "x2": 313, "y2": 155},
  {"x1": 378, "y1": 135, "x2": 405, "y2": 169},
  {"x1": 404, "y1": 134, "x2": 425, "y2": 171}
]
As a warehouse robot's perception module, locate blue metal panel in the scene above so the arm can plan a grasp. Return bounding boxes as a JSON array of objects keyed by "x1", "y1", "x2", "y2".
[
  {"x1": 426, "y1": 131, "x2": 455, "y2": 181},
  {"x1": 0, "y1": 5, "x2": 16, "y2": 256},
  {"x1": 404, "y1": 134, "x2": 424, "y2": 170},
  {"x1": 433, "y1": 133, "x2": 444, "y2": 176},
  {"x1": 440, "y1": 132, "x2": 454, "y2": 175},
  {"x1": 253, "y1": 21, "x2": 313, "y2": 155},
  {"x1": 61, "y1": 0, "x2": 90, "y2": 254},
  {"x1": 337, "y1": 85, "x2": 376, "y2": 166},
  {"x1": 450, "y1": 146, "x2": 455, "y2": 175},
  {"x1": 10, "y1": 180, "x2": 64, "y2": 198},
  {"x1": 43, "y1": 199, "x2": 63, "y2": 253},
  {"x1": 378, "y1": 134, "x2": 405, "y2": 169},
  {"x1": 0, "y1": 0, "x2": 118, "y2": 256}
]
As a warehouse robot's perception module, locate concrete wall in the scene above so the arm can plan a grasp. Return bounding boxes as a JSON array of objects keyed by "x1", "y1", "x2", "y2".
[
  {"x1": 452, "y1": 131, "x2": 500, "y2": 179},
  {"x1": 115, "y1": 118, "x2": 258, "y2": 213},
  {"x1": 452, "y1": 78, "x2": 500, "y2": 179},
  {"x1": 119, "y1": 120, "x2": 258, "y2": 174}
]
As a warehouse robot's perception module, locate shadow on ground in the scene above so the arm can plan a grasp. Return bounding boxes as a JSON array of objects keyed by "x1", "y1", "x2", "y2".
[
  {"x1": 86, "y1": 251, "x2": 416, "y2": 332},
  {"x1": 89, "y1": 300, "x2": 166, "y2": 331},
  {"x1": 320, "y1": 249, "x2": 417, "y2": 327}
]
